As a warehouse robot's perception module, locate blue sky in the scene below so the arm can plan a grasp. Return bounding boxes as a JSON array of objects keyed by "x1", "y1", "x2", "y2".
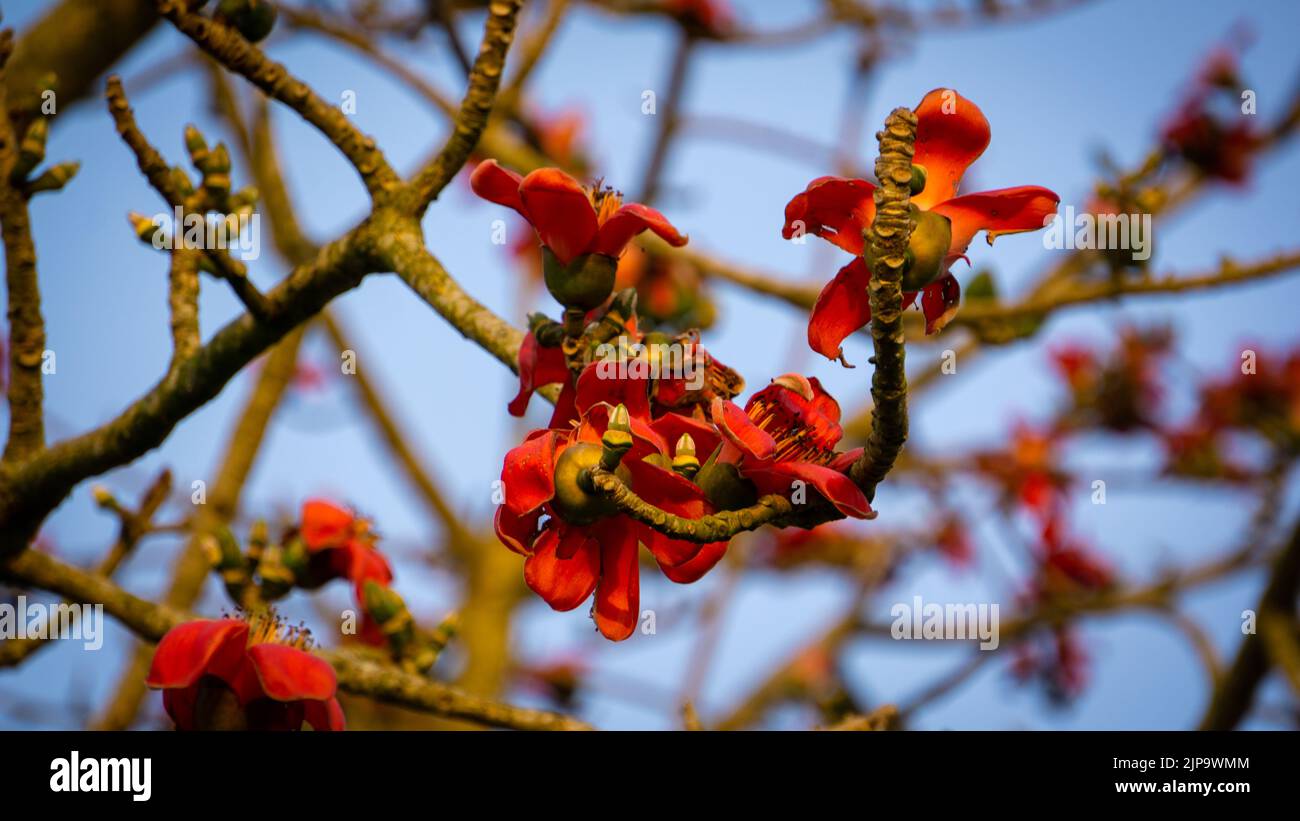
[{"x1": 3, "y1": 0, "x2": 1300, "y2": 729}]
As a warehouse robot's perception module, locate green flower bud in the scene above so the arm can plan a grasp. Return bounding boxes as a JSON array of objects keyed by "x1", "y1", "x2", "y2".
[
  {"x1": 218, "y1": 0, "x2": 279, "y2": 43},
  {"x1": 363, "y1": 580, "x2": 407, "y2": 627},
  {"x1": 24, "y1": 161, "x2": 79, "y2": 195},
  {"x1": 909, "y1": 163, "x2": 927, "y2": 196},
  {"x1": 13, "y1": 118, "x2": 48, "y2": 181},
  {"x1": 543, "y1": 247, "x2": 618, "y2": 311}
]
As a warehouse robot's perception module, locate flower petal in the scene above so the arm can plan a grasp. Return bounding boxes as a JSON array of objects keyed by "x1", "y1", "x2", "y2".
[
  {"x1": 247, "y1": 643, "x2": 338, "y2": 702},
  {"x1": 593, "y1": 203, "x2": 687, "y2": 258},
  {"x1": 303, "y1": 698, "x2": 347, "y2": 731},
  {"x1": 501, "y1": 430, "x2": 559, "y2": 517},
  {"x1": 470, "y1": 159, "x2": 526, "y2": 213},
  {"x1": 623, "y1": 458, "x2": 708, "y2": 567},
  {"x1": 146, "y1": 618, "x2": 248, "y2": 690},
  {"x1": 912, "y1": 88, "x2": 990, "y2": 209},
  {"x1": 711, "y1": 397, "x2": 776, "y2": 461},
  {"x1": 649, "y1": 411, "x2": 723, "y2": 464},
  {"x1": 930, "y1": 185, "x2": 1060, "y2": 265},
  {"x1": 524, "y1": 526, "x2": 600, "y2": 611},
  {"x1": 920, "y1": 274, "x2": 962, "y2": 335},
  {"x1": 752, "y1": 462, "x2": 873, "y2": 519},
  {"x1": 300, "y1": 499, "x2": 354, "y2": 551},
  {"x1": 509, "y1": 331, "x2": 572, "y2": 417},
  {"x1": 575, "y1": 360, "x2": 652, "y2": 422},
  {"x1": 782, "y1": 176, "x2": 876, "y2": 255},
  {"x1": 593, "y1": 522, "x2": 640, "y2": 641},
  {"x1": 519, "y1": 168, "x2": 599, "y2": 265},
  {"x1": 659, "y1": 539, "x2": 728, "y2": 584},
  {"x1": 495, "y1": 503, "x2": 543, "y2": 555},
  {"x1": 807, "y1": 257, "x2": 872, "y2": 362}
]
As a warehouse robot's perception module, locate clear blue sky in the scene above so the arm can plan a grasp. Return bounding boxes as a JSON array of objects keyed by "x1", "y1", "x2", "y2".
[{"x1": 3, "y1": 0, "x2": 1299, "y2": 729}]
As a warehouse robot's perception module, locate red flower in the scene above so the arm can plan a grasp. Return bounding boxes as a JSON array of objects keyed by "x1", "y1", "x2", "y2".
[
  {"x1": 710, "y1": 374, "x2": 872, "y2": 518},
  {"x1": 783, "y1": 89, "x2": 1059, "y2": 361},
  {"x1": 146, "y1": 615, "x2": 344, "y2": 731},
  {"x1": 299, "y1": 499, "x2": 393, "y2": 601},
  {"x1": 1160, "y1": 46, "x2": 1261, "y2": 184},
  {"x1": 471, "y1": 160, "x2": 687, "y2": 267},
  {"x1": 495, "y1": 369, "x2": 729, "y2": 641}
]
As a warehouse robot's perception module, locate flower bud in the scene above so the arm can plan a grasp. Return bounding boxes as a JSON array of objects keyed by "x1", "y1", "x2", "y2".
[
  {"x1": 600, "y1": 404, "x2": 635, "y2": 470},
  {"x1": 363, "y1": 580, "x2": 408, "y2": 628},
  {"x1": 183, "y1": 124, "x2": 209, "y2": 167},
  {"x1": 13, "y1": 118, "x2": 48, "y2": 181},
  {"x1": 543, "y1": 248, "x2": 618, "y2": 311},
  {"x1": 909, "y1": 163, "x2": 927, "y2": 196},
  {"x1": 128, "y1": 212, "x2": 164, "y2": 246},
  {"x1": 218, "y1": 0, "x2": 279, "y2": 43},
  {"x1": 672, "y1": 433, "x2": 700, "y2": 478}
]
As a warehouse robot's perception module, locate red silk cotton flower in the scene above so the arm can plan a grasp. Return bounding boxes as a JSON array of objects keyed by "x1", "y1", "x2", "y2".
[
  {"x1": 471, "y1": 160, "x2": 687, "y2": 269},
  {"x1": 298, "y1": 499, "x2": 393, "y2": 601},
  {"x1": 783, "y1": 88, "x2": 1059, "y2": 362},
  {"x1": 146, "y1": 614, "x2": 344, "y2": 731},
  {"x1": 709, "y1": 374, "x2": 872, "y2": 519},
  {"x1": 495, "y1": 368, "x2": 727, "y2": 641}
]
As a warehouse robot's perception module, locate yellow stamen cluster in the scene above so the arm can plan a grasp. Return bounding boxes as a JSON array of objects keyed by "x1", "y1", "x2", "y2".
[
  {"x1": 587, "y1": 178, "x2": 624, "y2": 227},
  {"x1": 748, "y1": 401, "x2": 837, "y2": 466},
  {"x1": 244, "y1": 610, "x2": 315, "y2": 651}
]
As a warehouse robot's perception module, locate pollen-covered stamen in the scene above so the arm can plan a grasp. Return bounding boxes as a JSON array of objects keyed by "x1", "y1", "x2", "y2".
[
  {"x1": 745, "y1": 387, "x2": 843, "y2": 465},
  {"x1": 245, "y1": 610, "x2": 315, "y2": 651},
  {"x1": 587, "y1": 179, "x2": 624, "y2": 228}
]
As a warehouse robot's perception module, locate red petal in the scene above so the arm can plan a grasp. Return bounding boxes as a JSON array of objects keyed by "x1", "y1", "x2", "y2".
[
  {"x1": 912, "y1": 88, "x2": 990, "y2": 209},
  {"x1": 509, "y1": 331, "x2": 572, "y2": 417},
  {"x1": 495, "y1": 504, "x2": 543, "y2": 555},
  {"x1": 782, "y1": 176, "x2": 876, "y2": 255},
  {"x1": 303, "y1": 698, "x2": 347, "y2": 731},
  {"x1": 519, "y1": 168, "x2": 598, "y2": 265},
  {"x1": 470, "y1": 159, "x2": 526, "y2": 213},
  {"x1": 523, "y1": 526, "x2": 600, "y2": 611},
  {"x1": 340, "y1": 543, "x2": 394, "y2": 601},
  {"x1": 807, "y1": 376, "x2": 841, "y2": 424},
  {"x1": 660, "y1": 540, "x2": 728, "y2": 584},
  {"x1": 575, "y1": 360, "x2": 651, "y2": 422},
  {"x1": 146, "y1": 619, "x2": 248, "y2": 690},
  {"x1": 807, "y1": 257, "x2": 872, "y2": 362},
  {"x1": 623, "y1": 458, "x2": 708, "y2": 567},
  {"x1": 162, "y1": 686, "x2": 200, "y2": 731},
  {"x1": 649, "y1": 411, "x2": 723, "y2": 464},
  {"x1": 751, "y1": 462, "x2": 873, "y2": 519},
  {"x1": 920, "y1": 274, "x2": 962, "y2": 335},
  {"x1": 711, "y1": 397, "x2": 776, "y2": 461},
  {"x1": 247, "y1": 643, "x2": 338, "y2": 702},
  {"x1": 593, "y1": 523, "x2": 640, "y2": 641},
  {"x1": 593, "y1": 203, "x2": 687, "y2": 258},
  {"x1": 300, "y1": 499, "x2": 354, "y2": 551},
  {"x1": 930, "y1": 186, "x2": 1060, "y2": 265},
  {"x1": 501, "y1": 430, "x2": 559, "y2": 517}
]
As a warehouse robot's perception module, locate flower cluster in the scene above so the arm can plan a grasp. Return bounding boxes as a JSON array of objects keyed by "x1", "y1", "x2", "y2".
[
  {"x1": 1160, "y1": 42, "x2": 1261, "y2": 184},
  {"x1": 475, "y1": 89, "x2": 1053, "y2": 640}
]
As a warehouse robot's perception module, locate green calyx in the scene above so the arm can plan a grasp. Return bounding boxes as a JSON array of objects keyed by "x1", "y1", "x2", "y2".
[
  {"x1": 865, "y1": 204, "x2": 952, "y2": 292},
  {"x1": 552, "y1": 443, "x2": 629, "y2": 525},
  {"x1": 909, "y1": 163, "x2": 927, "y2": 196},
  {"x1": 218, "y1": 0, "x2": 279, "y2": 43},
  {"x1": 543, "y1": 247, "x2": 618, "y2": 311}
]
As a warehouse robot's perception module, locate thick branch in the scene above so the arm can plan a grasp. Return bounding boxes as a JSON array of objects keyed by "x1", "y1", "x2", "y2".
[
  {"x1": 848, "y1": 106, "x2": 914, "y2": 499},
  {"x1": 0, "y1": 547, "x2": 590, "y2": 731}
]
